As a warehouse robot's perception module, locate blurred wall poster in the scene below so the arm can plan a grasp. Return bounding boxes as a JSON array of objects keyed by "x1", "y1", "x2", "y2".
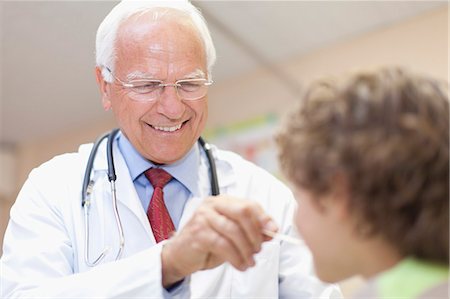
[{"x1": 204, "y1": 113, "x2": 280, "y2": 177}]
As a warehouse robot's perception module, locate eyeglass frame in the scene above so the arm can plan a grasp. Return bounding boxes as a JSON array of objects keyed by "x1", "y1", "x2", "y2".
[{"x1": 103, "y1": 66, "x2": 213, "y2": 102}]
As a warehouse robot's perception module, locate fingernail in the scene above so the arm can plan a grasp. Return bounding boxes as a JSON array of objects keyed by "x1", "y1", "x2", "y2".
[
  {"x1": 254, "y1": 243, "x2": 261, "y2": 253},
  {"x1": 248, "y1": 258, "x2": 255, "y2": 267},
  {"x1": 263, "y1": 220, "x2": 278, "y2": 232}
]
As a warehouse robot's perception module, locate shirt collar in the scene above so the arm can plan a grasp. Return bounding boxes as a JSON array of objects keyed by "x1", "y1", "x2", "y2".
[{"x1": 117, "y1": 131, "x2": 200, "y2": 196}]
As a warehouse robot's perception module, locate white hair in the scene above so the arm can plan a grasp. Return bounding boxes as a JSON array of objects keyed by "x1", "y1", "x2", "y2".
[{"x1": 95, "y1": 0, "x2": 216, "y2": 82}]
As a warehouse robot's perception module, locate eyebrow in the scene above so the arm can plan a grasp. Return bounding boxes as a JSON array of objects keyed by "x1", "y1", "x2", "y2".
[
  {"x1": 126, "y1": 71, "x2": 154, "y2": 81},
  {"x1": 125, "y1": 69, "x2": 206, "y2": 81},
  {"x1": 183, "y1": 69, "x2": 206, "y2": 79}
]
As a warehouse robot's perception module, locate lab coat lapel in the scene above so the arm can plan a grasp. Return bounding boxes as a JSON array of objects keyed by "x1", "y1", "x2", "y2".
[
  {"x1": 179, "y1": 145, "x2": 236, "y2": 297},
  {"x1": 178, "y1": 145, "x2": 235, "y2": 230},
  {"x1": 94, "y1": 140, "x2": 157, "y2": 244},
  {"x1": 177, "y1": 145, "x2": 210, "y2": 229}
]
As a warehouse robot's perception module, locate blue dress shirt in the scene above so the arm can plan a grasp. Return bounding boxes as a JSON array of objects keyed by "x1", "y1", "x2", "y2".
[{"x1": 117, "y1": 132, "x2": 200, "y2": 229}]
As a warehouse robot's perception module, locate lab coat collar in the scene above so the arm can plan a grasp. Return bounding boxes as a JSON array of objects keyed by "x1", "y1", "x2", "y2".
[{"x1": 78, "y1": 141, "x2": 108, "y2": 171}]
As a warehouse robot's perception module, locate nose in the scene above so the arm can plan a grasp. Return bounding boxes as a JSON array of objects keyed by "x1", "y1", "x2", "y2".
[{"x1": 156, "y1": 84, "x2": 185, "y2": 119}]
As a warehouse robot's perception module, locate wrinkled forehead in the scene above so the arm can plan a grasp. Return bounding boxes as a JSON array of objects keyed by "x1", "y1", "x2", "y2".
[
  {"x1": 116, "y1": 8, "x2": 204, "y2": 59},
  {"x1": 114, "y1": 8, "x2": 206, "y2": 76}
]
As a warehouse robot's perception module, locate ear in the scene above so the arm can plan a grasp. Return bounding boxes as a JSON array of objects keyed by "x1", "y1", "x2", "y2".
[
  {"x1": 95, "y1": 66, "x2": 112, "y2": 111},
  {"x1": 326, "y1": 174, "x2": 351, "y2": 221}
]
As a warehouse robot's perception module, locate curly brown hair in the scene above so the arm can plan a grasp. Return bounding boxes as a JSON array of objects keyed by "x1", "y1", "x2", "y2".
[{"x1": 276, "y1": 67, "x2": 449, "y2": 264}]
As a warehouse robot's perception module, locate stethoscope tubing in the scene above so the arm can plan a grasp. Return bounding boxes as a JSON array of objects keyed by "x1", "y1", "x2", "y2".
[{"x1": 82, "y1": 129, "x2": 219, "y2": 266}]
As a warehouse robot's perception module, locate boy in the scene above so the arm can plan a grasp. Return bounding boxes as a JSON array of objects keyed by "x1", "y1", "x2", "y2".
[{"x1": 277, "y1": 67, "x2": 449, "y2": 298}]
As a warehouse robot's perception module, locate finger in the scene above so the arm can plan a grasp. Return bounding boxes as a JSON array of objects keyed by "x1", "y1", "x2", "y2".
[
  {"x1": 205, "y1": 211, "x2": 256, "y2": 266},
  {"x1": 211, "y1": 198, "x2": 267, "y2": 251},
  {"x1": 196, "y1": 223, "x2": 251, "y2": 271},
  {"x1": 260, "y1": 215, "x2": 279, "y2": 242},
  {"x1": 187, "y1": 205, "x2": 252, "y2": 270},
  {"x1": 210, "y1": 233, "x2": 255, "y2": 270}
]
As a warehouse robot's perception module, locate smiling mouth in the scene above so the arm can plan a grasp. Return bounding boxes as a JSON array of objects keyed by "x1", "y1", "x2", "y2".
[{"x1": 150, "y1": 121, "x2": 186, "y2": 132}]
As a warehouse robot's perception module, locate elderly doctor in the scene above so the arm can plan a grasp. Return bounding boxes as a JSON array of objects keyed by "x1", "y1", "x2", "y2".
[{"x1": 1, "y1": 1, "x2": 341, "y2": 298}]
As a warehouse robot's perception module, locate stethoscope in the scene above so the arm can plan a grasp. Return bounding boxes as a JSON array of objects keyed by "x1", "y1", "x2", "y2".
[{"x1": 81, "y1": 128, "x2": 219, "y2": 267}]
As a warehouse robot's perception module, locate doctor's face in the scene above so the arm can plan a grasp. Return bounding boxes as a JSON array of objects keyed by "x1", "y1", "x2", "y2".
[{"x1": 98, "y1": 13, "x2": 209, "y2": 164}]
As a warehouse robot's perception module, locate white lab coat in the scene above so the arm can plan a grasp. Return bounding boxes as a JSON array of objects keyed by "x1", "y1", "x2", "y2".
[{"x1": 1, "y1": 140, "x2": 341, "y2": 298}]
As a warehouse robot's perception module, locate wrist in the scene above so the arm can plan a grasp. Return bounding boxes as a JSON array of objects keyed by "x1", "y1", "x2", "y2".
[{"x1": 161, "y1": 241, "x2": 185, "y2": 287}]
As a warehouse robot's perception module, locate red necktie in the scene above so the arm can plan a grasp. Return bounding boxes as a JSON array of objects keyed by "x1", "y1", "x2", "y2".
[{"x1": 144, "y1": 168, "x2": 175, "y2": 243}]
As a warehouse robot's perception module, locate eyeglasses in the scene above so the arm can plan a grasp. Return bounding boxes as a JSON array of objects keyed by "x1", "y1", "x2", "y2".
[{"x1": 104, "y1": 67, "x2": 213, "y2": 102}]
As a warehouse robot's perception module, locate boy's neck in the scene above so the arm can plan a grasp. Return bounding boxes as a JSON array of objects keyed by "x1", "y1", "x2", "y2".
[{"x1": 357, "y1": 238, "x2": 403, "y2": 279}]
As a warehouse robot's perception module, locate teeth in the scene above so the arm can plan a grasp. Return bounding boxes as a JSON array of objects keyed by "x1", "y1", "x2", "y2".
[{"x1": 153, "y1": 123, "x2": 182, "y2": 132}]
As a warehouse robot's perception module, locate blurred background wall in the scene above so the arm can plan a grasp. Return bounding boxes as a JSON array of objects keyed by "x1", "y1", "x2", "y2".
[{"x1": 0, "y1": 2, "x2": 448, "y2": 297}]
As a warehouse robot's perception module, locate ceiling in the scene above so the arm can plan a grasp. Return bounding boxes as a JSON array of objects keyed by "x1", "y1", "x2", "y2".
[{"x1": 0, "y1": 1, "x2": 446, "y2": 146}]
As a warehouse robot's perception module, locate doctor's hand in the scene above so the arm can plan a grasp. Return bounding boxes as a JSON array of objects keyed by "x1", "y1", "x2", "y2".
[{"x1": 161, "y1": 195, "x2": 277, "y2": 288}]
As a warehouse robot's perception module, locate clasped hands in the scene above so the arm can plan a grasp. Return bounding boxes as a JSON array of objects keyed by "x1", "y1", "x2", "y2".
[{"x1": 161, "y1": 195, "x2": 278, "y2": 287}]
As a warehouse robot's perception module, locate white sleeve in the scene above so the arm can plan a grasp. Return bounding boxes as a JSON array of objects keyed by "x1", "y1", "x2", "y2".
[{"x1": 0, "y1": 178, "x2": 172, "y2": 299}]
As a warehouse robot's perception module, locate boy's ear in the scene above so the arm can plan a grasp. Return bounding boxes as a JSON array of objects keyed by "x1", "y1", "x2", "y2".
[
  {"x1": 95, "y1": 67, "x2": 112, "y2": 111},
  {"x1": 318, "y1": 175, "x2": 350, "y2": 220},
  {"x1": 324, "y1": 174, "x2": 351, "y2": 220}
]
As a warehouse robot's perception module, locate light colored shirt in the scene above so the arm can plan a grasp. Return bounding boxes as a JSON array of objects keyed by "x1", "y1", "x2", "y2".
[
  {"x1": 353, "y1": 257, "x2": 449, "y2": 298},
  {"x1": 117, "y1": 132, "x2": 200, "y2": 229}
]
